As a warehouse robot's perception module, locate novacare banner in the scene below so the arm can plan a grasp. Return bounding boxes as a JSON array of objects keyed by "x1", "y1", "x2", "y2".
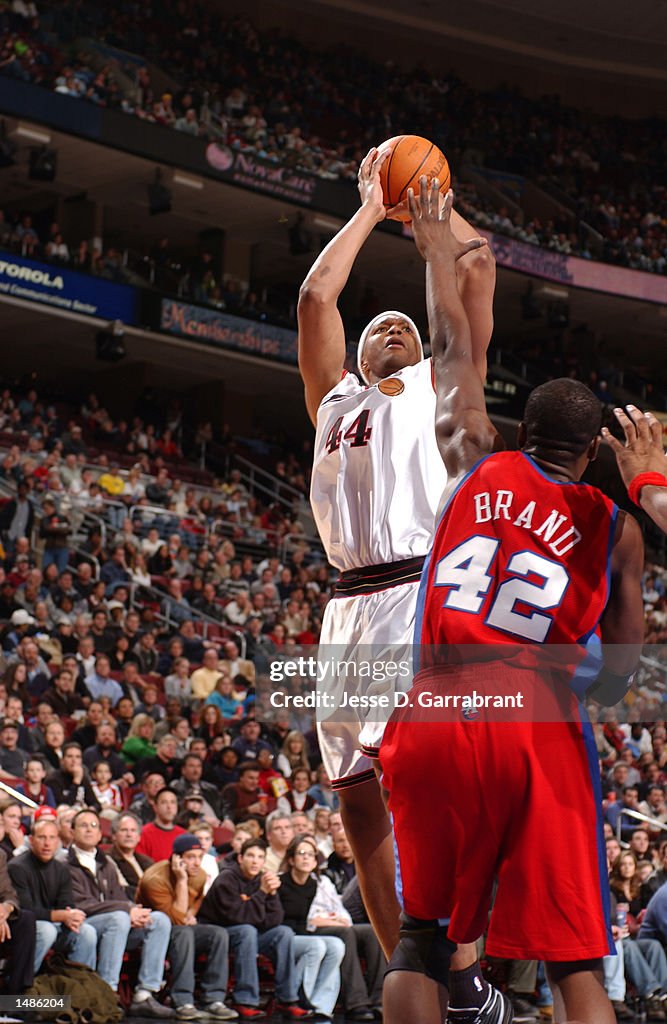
[{"x1": 0, "y1": 251, "x2": 137, "y2": 323}]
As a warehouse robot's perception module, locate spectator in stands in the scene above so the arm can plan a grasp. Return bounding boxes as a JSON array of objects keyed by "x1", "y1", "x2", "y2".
[
  {"x1": 221, "y1": 761, "x2": 276, "y2": 823},
  {"x1": 4, "y1": 695, "x2": 32, "y2": 750},
  {"x1": 136, "y1": 787, "x2": 187, "y2": 860},
  {"x1": 121, "y1": 713, "x2": 157, "y2": 767},
  {"x1": 0, "y1": 718, "x2": 29, "y2": 776},
  {"x1": 277, "y1": 768, "x2": 317, "y2": 817},
  {"x1": 109, "y1": 812, "x2": 154, "y2": 901},
  {"x1": 172, "y1": 754, "x2": 221, "y2": 822},
  {"x1": 42, "y1": 666, "x2": 84, "y2": 716},
  {"x1": 0, "y1": 845, "x2": 36, "y2": 994},
  {"x1": 198, "y1": 838, "x2": 309, "y2": 1019},
  {"x1": 130, "y1": 771, "x2": 165, "y2": 825},
  {"x1": 14, "y1": 638, "x2": 50, "y2": 698},
  {"x1": 276, "y1": 731, "x2": 310, "y2": 780},
  {"x1": 325, "y1": 831, "x2": 356, "y2": 895},
  {"x1": 232, "y1": 718, "x2": 272, "y2": 762},
  {"x1": 161, "y1": 579, "x2": 194, "y2": 626},
  {"x1": 71, "y1": 702, "x2": 104, "y2": 751},
  {"x1": 165, "y1": 656, "x2": 193, "y2": 705},
  {"x1": 138, "y1": 833, "x2": 236, "y2": 1021},
  {"x1": 278, "y1": 834, "x2": 345, "y2": 1021},
  {"x1": 264, "y1": 812, "x2": 295, "y2": 873},
  {"x1": 206, "y1": 676, "x2": 244, "y2": 721},
  {"x1": 100, "y1": 545, "x2": 131, "y2": 594},
  {"x1": 220, "y1": 640, "x2": 255, "y2": 686},
  {"x1": 305, "y1": 836, "x2": 383, "y2": 1022},
  {"x1": 39, "y1": 497, "x2": 71, "y2": 574},
  {"x1": 83, "y1": 721, "x2": 129, "y2": 780},
  {"x1": 8, "y1": 816, "x2": 95, "y2": 971},
  {"x1": 0, "y1": 481, "x2": 34, "y2": 553},
  {"x1": 67, "y1": 808, "x2": 173, "y2": 1017},
  {"x1": 85, "y1": 653, "x2": 124, "y2": 706},
  {"x1": 191, "y1": 648, "x2": 224, "y2": 702},
  {"x1": 134, "y1": 733, "x2": 180, "y2": 783},
  {"x1": 189, "y1": 823, "x2": 219, "y2": 894},
  {"x1": 0, "y1": 800, "x2": 27, "y2": 858},
  {"x1": 134, "y1": 629, "x2": 160, "y2": 674},
  {"x1": 46, "y1": 741, "x2": 101, "y2": 810},
  {"x1": 41, "y1": 719, "x2": 65, "y2": 770},
  {"x1": 90, "y1": 760, "x2": 123, "y2": 817},
  {"x1": 136, "y1": 682, "x2": 167, "y2": 723},
  {"x1": 14, "y1": 754, "x2": 56, "y2": 809},
  {"x1": 307, "y1": 766, "x2": 339, "y2": 811}
]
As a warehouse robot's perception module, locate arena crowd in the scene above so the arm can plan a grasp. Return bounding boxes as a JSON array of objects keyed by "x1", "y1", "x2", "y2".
[{"x1": 0, "y1": 1, "x2": 666, "y2": 273}]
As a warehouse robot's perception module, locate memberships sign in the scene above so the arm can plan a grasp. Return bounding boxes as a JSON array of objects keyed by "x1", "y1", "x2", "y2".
[
  {"x1": 161, "y1": 299, "x2": 298, "y2": 364},
  {"x1": 0, "y1": 252, "x2": 136, "y2": 322}
]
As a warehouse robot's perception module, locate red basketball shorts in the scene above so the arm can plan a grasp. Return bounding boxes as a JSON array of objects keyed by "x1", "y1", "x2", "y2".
[{"x1": 379, "y1": 667, "x2": 613, "y2": 961}]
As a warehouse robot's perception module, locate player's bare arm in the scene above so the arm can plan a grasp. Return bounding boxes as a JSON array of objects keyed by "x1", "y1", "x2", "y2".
[
  {"x1": 603, "y1": 404, "x2": 667, "y2": 534},
  {"x1": 408, "y1": 178, "x2": 499, "y2": 479},
  {"x1": 297, "y1": 147, "x2": 391, "y2": 425}
]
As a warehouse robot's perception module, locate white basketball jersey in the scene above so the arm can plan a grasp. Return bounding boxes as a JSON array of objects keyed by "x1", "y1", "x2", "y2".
[{"x1": 311, "y1": 359, "x2": 447, "y2": 572}]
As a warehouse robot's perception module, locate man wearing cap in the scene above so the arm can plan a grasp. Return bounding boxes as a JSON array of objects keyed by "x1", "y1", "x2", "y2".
[
  {"x1": 0, "y1": 718, "x2": 31, "y2": 777},
  {"x1": 139, "y1": 833, "x2": 238, "y2": 1021},
  {"x1": 4, "y1": 608, "x2": 36, "y2": 652},
  {"x1": 297, "y1": 143, "x2": 495, "y2": 970}
]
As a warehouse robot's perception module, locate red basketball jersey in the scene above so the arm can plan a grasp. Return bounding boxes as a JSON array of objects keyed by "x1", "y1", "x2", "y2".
[{"x1": 416, "y1": 450, "x2": 618, "y2": 651}]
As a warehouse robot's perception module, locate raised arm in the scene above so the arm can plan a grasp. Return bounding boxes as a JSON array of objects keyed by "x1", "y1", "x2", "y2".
[
  {"x1": 408, "y1": 179, "x2": 499, "y2": 478},
  {"x1": 297, "y1": 147, "x2": 390, "y2": 425},
  {"x1": 603, "y1": 405, "x2": 667, "y2": 534}
]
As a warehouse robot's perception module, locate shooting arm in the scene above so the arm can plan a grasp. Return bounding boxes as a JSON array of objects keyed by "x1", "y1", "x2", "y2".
[{"x1": 298, "y1": 205, "x2": 381, "y2": 424}]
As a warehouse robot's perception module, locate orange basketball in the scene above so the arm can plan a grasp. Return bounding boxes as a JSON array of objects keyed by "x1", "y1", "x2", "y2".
[{"x1": 378, "y1": 135, "x2": 451, "y2": 222}]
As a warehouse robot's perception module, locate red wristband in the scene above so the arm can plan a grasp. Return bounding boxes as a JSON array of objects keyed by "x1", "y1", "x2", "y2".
[{"x1": 628, "y1": 471, "x2": 667, "y2": 507}]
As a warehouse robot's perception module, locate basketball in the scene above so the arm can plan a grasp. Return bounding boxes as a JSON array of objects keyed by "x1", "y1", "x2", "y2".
[{"x1": 379, "y1": 135, "x2": 451, "y2": 221}]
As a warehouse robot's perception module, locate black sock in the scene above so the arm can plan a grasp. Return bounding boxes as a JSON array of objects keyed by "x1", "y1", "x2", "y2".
[{"x1": 448, "y1": 961, "x2": 490, "y2": 1011}]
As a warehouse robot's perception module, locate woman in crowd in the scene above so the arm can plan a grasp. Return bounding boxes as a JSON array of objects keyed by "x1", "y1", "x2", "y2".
[
  {"x1": 120, "y1": 713, "x2": 156, "y2": 766},
  {"x1": 277, "y1": 730, "x2": 310, "y2": 779},
  {"x1": 205, "y1": 674, "x2": 242, "y2": 721},
  {"x1": 278, "y1": 768, "x2": 317, "y2": 816},
  {"x1": 195, "y1": 703, "x2": 227, "y2": 746},
  {"x1": 278, "y1": 833, "x2": 345, "y2": 1022},
  {"x1": 610, "y1": 850, "x2": 667, "y2": 1017},
  {"x1": 0, "y1": 799, "x2": 26, "y2": 857},
  {"x1": 2, "y1": 662, "x2": 30, "y2": 707},
  {"x1": 164, "y1": 656, "x2": 193, "y2": 705}
]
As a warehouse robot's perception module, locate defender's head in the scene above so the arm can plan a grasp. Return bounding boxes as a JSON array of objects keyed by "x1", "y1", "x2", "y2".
[
  {"x1": 519, "y1": 379, "x2": 603, "y2": 470},
  {"x1": 357, "y1": 311, "x2": 423, "y2": 384}
]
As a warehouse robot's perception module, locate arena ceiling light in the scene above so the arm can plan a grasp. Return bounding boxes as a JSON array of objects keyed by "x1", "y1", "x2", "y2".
[
  {"x1": 14, "y1": 125, "x2": 52, "y2": 145},
  {"x1": 173, "y1": 172, "x2": 203, "y2": 189}
]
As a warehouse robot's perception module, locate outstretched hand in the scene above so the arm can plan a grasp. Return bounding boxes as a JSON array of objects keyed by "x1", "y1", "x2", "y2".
[
  {"x1": 407, "y1": 177, "x2": 487, "y2": 263},
  {"x1": 602, "y1": 405, "x2": 667, "y2": 489}
]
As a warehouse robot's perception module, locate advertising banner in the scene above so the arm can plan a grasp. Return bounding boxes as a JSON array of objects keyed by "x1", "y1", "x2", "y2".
[
  {"x1": 160, "y1": 299, "x2": 298, "y2": 364},
  {"x1": 0, "y1": 251, "x2": 137, "y2": 323}
]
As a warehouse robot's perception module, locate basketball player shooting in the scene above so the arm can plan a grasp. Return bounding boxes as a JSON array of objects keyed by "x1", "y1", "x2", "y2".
[
  {"x1": 379, "y1": 176, "x2": 646, "y2": 1024},
  {"x1": 297, "y1": 145, "x2": 498, "y2": 1018}
]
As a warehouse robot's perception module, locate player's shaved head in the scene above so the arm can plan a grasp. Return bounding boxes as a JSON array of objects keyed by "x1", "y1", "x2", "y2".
[{"x1": 523, "y1": 379, "x2": 602, "y2": 457}]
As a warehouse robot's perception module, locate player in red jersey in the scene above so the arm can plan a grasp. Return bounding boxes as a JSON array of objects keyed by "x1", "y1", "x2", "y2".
[{"x1": 379, "y1": 178, "x2": 645, "y2": 1024}]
